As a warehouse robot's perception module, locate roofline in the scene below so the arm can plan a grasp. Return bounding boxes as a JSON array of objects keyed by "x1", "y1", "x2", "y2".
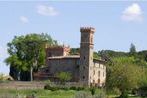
[
  {"x1": 47, "y1": 55, "x2": 80, "y2": 59},
  {"x1": 47, "y1": 56, "x2": 106, "y2": 63}
]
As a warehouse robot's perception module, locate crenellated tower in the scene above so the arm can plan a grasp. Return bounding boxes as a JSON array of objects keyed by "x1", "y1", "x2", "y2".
[{"x1": 79, "y1": 27, "x2": 95, "y2": 86}]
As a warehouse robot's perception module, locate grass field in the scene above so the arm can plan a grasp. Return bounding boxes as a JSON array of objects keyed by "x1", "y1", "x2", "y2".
[
  {"x1": 0, "y1": 89, "x2": 142, "y2": 98},
  {"x1": 0, "y1": 89, "x2": 76, "y2": 98}
]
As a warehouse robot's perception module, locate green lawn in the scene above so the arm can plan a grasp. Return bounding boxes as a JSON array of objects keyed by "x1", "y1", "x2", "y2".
[
  {"x1": 0, "y1": 89, "x2": 76, "y2": 98},
  {"x1": 108, "y1": 95, "x2": 141, "y2": 98},
  {"x1": 0, "y1": 89, "x2": 142, "y2": 98}
]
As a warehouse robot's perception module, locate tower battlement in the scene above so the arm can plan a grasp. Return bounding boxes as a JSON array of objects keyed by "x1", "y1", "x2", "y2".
[{"x1": 80, "y1": 27, "x2": 95, "y2": 33}]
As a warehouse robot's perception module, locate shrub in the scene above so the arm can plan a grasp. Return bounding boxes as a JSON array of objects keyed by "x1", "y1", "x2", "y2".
[
  {"x1": 44, "y1": 84, "x2": 59, "y2": 91},
  {"x1": 70, "y1": 86, "x2": 77, "y2": 90},
  {"x1": 69, "y1": 86, "x2": 85, "y2": 91},
  {"x1": 118, "y1": 90, "x2": 128, "y2": 98},
  {"x1": 90, "y1": 87, "x2": 96, "y2": 95},
  {"x1": 137, "y1": 86, "x2": 147, "y2": 97},
  {"x1": 74, "y1": 91, "x2": 106, "y2": 98},
  {"x1": 56, "y1": 72, "x2": 72, "y2": 84},
  {"x1": 74, "y1": 91, "x2": 92, "y2": 98}
]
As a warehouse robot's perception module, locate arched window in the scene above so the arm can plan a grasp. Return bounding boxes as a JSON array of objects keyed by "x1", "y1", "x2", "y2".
[
  {"x1": 98, "y1": 71, "x2": 100, "y2": 77},
  {"x1": 93, "y1": 70, "x2": 95, "y2": 75}
]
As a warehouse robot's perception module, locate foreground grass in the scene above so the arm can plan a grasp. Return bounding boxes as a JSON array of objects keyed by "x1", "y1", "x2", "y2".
[
  {"x1": 0, "y1": 89, "x2": 142, "y2": 98},
  {"x1": 108, "y1": 95, "x2": 141, "y2": 98},
  {"x1": 0, "y1": 89, "x2": 76, "y2": 98}
]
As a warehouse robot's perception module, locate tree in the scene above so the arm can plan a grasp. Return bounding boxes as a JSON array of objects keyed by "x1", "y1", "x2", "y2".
[
  {"x1": 5, "y1": 33, "x2": 58, "y2": 81},
  {"x1": 56, "y1": 72, "x2": 72, "y2": 84},
  {"x1": 106, "y1": 57, "x2": 145, "y2": 98},
  {"x1": 130, "y1": 43, "x2": 136, "y2": 56}
]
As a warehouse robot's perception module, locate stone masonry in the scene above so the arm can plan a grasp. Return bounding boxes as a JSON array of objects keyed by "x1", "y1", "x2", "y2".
[{"x1": 34, "y1": 27, "x2": 106, "y2": 87}]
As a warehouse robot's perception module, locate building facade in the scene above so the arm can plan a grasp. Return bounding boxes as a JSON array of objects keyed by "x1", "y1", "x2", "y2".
[{"x1": 34, "y1": 27, "x2": 106, "y2": 87}]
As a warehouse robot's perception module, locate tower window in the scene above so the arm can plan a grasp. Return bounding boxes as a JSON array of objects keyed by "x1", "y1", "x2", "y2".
[
  {"x1": 83, "y1": 76, "x2": 85, "y2": 79},
  {"x1": 84, "y1": 56, "x2": 86, "y2": 60}
]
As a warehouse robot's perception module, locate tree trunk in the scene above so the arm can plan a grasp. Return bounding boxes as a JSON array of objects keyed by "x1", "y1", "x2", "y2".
[{"x1": 30, "y1": 66, "x2": 33, "y2": 81}]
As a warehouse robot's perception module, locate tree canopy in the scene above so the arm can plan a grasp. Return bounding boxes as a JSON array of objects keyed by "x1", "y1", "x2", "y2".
[
  {"x1": 5, "y1": 33, "x2": 58, "y2": 81},
  {"x1": 129, "y1": 43, "x2": 137, "y2": 56},
  {"x1": 106, "y1": 56, "x2": 147, "y2": 97}
]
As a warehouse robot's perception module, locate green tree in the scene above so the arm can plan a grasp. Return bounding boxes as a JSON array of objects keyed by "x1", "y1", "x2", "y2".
[
  {"x1": 5, "y1": 33, "x2": 58, "y2": 81},
  {"x1": 129, "y1": 43, "x2": 136, "y2": 56},
  {"x1": 70, "y1": 48, "x2": 80, "y2": 55},
  {"x1": 56, "y1": 72, "x2": 72, "y2": 84},
  {"x1": 106, "y1": 57, "x2": 145, "y2": 98}
]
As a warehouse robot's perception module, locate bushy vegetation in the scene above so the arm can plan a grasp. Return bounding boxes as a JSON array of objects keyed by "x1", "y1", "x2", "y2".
[
  {"x1": 44, "y1": 83, "x2": 85, "y2": 91},
  {"x1": 0, "y1": 88, "x2": 105, "y2": 98},
  {"x1": 74, "y1": 91, "x2": 106, "y2": 98},
  {"x1": 105, "y1": 44, "x2": 147, "y2": 98},
  {"x1": 56, "y1": 72, "x2": 72, "y2": 84},
  {"x1": 5, "y1": 33, "x2": 58, "y2": 81},
  {"x1": 0, "y1": 89, "x2": 75, "y2": 98}
]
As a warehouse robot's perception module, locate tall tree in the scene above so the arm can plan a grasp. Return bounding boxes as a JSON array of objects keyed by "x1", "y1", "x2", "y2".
[
  {"x1": 129, "y1": 43, "x2": 136, "y2": 56},
  {"x1": 5, "y1": 33, "x2": 58, "y2": 81}
]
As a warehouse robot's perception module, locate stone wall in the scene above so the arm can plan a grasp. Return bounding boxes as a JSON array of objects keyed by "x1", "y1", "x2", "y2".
[
  {"x1": 46, "y1": 46, "x2": 70, "y2": 57},
  {"x1": 48, "y1": 57, "x2": 80, "y2": 82},
  {"x1": 0, "y1": 81, "x2": 45, "y2": 89}
]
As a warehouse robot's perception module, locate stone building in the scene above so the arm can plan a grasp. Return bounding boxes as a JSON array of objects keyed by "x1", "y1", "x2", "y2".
[{"x1": 34, "y1": 27, "x2": 106, "y2": 87}]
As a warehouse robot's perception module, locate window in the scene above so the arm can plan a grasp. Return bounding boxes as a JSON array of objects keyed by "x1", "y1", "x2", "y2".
[
  {"x1": 83, "y1": 76, "x2": 85, "y2": 79},
  {"x1": 84, "y1": 56, "x2": 86, "y2": 60},
  {"x1": 98, "y1": 71, "x2": 100, "y2": 77},
  {"x1": 98, "y1": 79, "x2": 100, "y2": 84},
  {"x1": 93, "y1": 70, "x2": 95, "y2": 75},
  {"x1": 48, "y1": 52, "x2": 52, "y2": 57},
  {"x1": 103, "y1": 72, "x2": 105, "y2": 77},
  {"x1": 93, "y1": 80, "x2": 95, "y2": 83}
]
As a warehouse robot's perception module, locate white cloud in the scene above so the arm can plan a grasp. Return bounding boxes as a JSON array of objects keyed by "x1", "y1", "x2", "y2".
[
  {"x1": 20, "y1": 16, "x2": 29, "y2": 23},
  {"x1": 121, "y1": 3, "x2": 143, "y2": 22},
  {"x1": 37, "y1": 5, "x2": 59, "y2": 16}
]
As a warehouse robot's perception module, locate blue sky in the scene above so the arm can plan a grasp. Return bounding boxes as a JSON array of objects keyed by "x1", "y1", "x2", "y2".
[{"x1": 0, "y1": 1, "x2": 147, "y2": 75}]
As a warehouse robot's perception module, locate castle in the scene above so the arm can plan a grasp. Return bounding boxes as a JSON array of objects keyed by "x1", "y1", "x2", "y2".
[{"x1": 34, "y1": 27, "x2": 106, "y2": 87}]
